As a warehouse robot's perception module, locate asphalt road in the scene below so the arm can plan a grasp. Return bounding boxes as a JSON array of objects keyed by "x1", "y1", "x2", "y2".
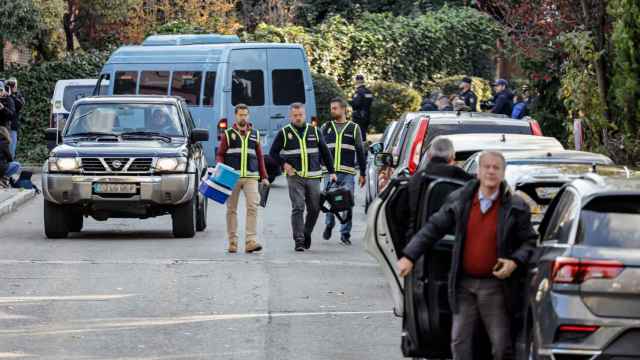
[{"x1": 0, "y1": 178, "x2": 403, "y2": 360}]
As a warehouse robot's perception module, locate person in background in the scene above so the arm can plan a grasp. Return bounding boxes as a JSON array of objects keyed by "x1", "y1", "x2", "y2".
[
  {"x1": 490, "y1": 79, "x2": 513, "y2": 116},
  {"x1": 269, "y1": 103, "x2": 337, "y2": 252},
  {"x1": 511, "y1": 94, "x2": 528, "y2": 119},
  {"x1": 0, "y1": 126, "x2": 20, "y2": 188},
  {"x1": 436, "y1": 94, "x2": 453, "y2": 111},
  {"x1": 458, "y1": 77, "x2": 478, "y2": 112},
  {"x1": 0, "y1": 80, "x2": 16, "y2": 131},
  {"x1": 216, "y1": 103, "x2": 269, "y2": 254},
  {"x1": 350, "y1": 74, "x2": 373, "y2": 141},
  {"x1": 6, "y1": 78, "x2": 24, "y2": 157},
  {"x1": 320, "y1": 97, "x2": 366, "y2": 245}
]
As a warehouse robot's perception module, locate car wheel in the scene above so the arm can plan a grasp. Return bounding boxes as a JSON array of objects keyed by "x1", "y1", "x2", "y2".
[
  {"x1": 196, "y1": 192, "x2": 207, "y2": 232},
  {"x1": 44, "y1": 200, "x2": 70, "y2": 239},
  {"x1": 172, "y1": 195, "x2": 196, "y2": 238},
  {"x1": 69, "y1": 212, "x2": 84, "y2": 233}
]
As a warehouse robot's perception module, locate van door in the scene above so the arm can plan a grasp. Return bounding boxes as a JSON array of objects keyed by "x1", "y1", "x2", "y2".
[
  {"x1": 226, "y1": 49, "x2": 269, "y2": 144},
  {"x1": 265, "y1": 48, "x2": 313, "y2": 153}
]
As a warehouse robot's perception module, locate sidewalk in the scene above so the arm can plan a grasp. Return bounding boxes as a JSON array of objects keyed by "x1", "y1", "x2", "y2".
[{"x1": 0, "y1": 188, "x2": 38, "y2": 220}]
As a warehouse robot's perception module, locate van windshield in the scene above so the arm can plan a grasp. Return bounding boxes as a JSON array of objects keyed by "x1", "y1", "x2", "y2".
[{"x1": 66, "y1": 103, "x2": 184, "y2": 137}]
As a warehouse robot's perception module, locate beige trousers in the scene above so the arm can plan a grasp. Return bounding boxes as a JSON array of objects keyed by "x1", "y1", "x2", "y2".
[{"x1": 226, "y1": 178, "x2": 259, "y2": 245}]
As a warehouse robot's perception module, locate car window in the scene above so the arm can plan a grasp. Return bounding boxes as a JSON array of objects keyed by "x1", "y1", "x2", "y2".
[
  {"x1": 232, "y1": 70, "x2": 264, "y2": 106},
  {"x1": 203, "y1": 72, "x2": 216, "y2": 106},
  {"x1": 66, "y1": 103, "x2": 184, "y2": 137},
  {"x1": 424, "y1": 123, "x2": 531, "y2": 144},
  {"x1": 272, "y1": 69, "x2": 305, "y2": 105},
  {"x1": 184, "y1": 106, "x2": 196, "y2": 130},
  {"x1": 95, "y1": 73, "x2": 110, "y2": 95},
  {"x1": 543, "y1": 190, "x2": 579, "y2": 243},
  {"x1": 114, "y1": 71, "x2": 138, "y2": 95},
  {"x1": 172, "y1": 71, "x2": 203, "y2": 105},
  {"x1": 139, "y1": 71, "x2": 170, "y2": 95},
  {"x1": 576, "y1": 195, "x2": 640, "y2": 249},
  {"x1": 465, "y1": 156, "x2": 479, "y2": 174},
  {"x1": 63, "y1": 85, "x2": 98, "y2": 111}
]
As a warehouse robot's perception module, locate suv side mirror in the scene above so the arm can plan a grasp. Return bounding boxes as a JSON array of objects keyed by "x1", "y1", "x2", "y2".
[
  {"x1": 191, "y1": 128, "x2": 209, "y2": 143},
  {"x1": 369, "y1": 142, "x2": 384, "y2": 155},
  {"x1": 374, "y1": 152, "x2": 394, "y2": 167},
  {"x1": 46, "y1": 128, "x2": 61, "y2": 142}
]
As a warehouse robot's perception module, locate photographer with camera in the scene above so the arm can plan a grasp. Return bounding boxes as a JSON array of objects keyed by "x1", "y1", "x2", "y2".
[
  {"x1": 0, "y1": 80, "x2": 16, "y2": 133},
  {"x1": 6, "y1": 78, "x2": 24, "y2": 157}
]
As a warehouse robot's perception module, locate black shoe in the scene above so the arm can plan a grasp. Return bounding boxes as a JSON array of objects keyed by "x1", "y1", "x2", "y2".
[
  {"x1": 304, "y1": 233, "x2": 312, "y2": 249},
  {"x1": 340, "y1": 234, "x2": 352, "y2": 245},
  {"x1": 322, "y1": 225, "x2": 333, "y2": 240},
  {"x1": 295, "y1": 244, "x2": 305, "y2": 252}
]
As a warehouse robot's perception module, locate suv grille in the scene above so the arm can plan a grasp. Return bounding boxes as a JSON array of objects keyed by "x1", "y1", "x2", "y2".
[
  {"x1": 81, "y1": 158, "x2": 106, "y2": 172},
  {"x1": 80, "y1": 157, "x2": 154, "y2": 173}
]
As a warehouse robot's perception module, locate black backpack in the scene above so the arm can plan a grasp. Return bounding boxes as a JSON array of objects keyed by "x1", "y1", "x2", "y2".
[{"x1": 320, "y1": 181, "x2": 354, "y2": 224}]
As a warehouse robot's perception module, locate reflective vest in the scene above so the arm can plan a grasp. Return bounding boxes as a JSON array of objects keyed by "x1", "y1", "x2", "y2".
[
  {"x1": 224, "y1": 127, "x2": 260, "y2": 179},
  {"x1": 321, "y1": 121, "x2": 359, "y2": 175},
  {"x1": 280, "y1": 124, "x2": 323, "y2": 179}
]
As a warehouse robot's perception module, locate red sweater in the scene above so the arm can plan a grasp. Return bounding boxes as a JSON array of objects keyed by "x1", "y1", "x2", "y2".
[
  {"x1": 216, "y1": 124, "x2": 268, "y2": 180},
  {"x1": 462, "y1": 193, "x2": 500, "y2": 277}
]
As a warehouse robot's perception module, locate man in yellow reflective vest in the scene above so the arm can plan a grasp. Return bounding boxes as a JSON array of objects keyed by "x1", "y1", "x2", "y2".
[
  {"x1": 269, "y1": 103, "x2": 337, "y2": 252},
  {"x1": 216, "y1": 104, "x2": 269, "y2": 253},
  {"x1": 320, "y1": 98, "x2": 366, "y2": 245}
]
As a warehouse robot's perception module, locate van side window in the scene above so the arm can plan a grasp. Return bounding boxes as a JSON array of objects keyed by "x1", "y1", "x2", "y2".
[
  {"x1": 172, "y1": 71, "x2": 203, "y2": 106},
  {"x1": 114, "y1": 71, "x2": 138, "y2": 95},
  {"x1": 139, "y1": 71, "x2": 170, "y2": 95},
  {"x1": 203, "y1": 72, "x2": 216, "y2": 106},
  {"x1": 232, "y1": 70, "x2": 264, "y2": 106},
  {"x1": 272, "y1": 69, "x2": 305, "y2": 105}
]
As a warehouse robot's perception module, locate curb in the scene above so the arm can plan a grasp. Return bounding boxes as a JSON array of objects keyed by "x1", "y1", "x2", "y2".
[{"x1": 0, "y1": 190, "x2": 38, "y2": 220}]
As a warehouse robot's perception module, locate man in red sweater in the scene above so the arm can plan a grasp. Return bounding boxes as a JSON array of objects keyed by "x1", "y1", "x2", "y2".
[
  {"x1": 397, "y1": 151, "x2": 537, "y2": 360},
  {"x1": 216, "y1": 104, "x2": 269, "y2": 253}
]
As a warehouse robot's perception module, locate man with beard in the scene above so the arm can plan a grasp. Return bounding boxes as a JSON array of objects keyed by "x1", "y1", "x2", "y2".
[{"x1": 320, "y1": 98, "x2": 366, "y2": 245}]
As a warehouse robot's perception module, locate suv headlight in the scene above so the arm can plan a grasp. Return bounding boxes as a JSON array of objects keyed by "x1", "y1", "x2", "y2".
[
  {"x1": 155, "y1": 157, "x2": 187, "y2": 172},
  {"x1": 48, "y1": 157, "x2": 81, "y2": 172}
]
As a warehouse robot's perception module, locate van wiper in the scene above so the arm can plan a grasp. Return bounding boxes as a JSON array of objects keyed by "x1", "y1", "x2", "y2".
[
  {"x1": 121, "y1": 131, "x2": 172, "y2": 142},
  {"x1": 67, "y1": 131, "x2": 119, "y2": 139}
]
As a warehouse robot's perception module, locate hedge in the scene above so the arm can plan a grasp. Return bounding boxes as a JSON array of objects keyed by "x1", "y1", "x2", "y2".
[
  {"x1": 0, "y1": 50, "x2": 109, "y2": 164},
  {"x1": 369, "y1": 81, "x2": 422, "y2": 133},
  {"x1": 311, "y1": 72, "x2": 346, "y2": 125}
]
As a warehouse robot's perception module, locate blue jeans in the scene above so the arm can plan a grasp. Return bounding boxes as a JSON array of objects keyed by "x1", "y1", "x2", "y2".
[
  {"x1": 4, "y1": 161, "x2": 21, "y2": 177},
  {"x1": 10, "y1": 130, "x2": 17, "y2": 158},
  {"x1": 324, "y1": 172, "x2": 355, "y2": 236}
]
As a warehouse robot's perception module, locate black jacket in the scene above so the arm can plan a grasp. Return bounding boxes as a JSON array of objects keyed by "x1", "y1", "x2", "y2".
[
  {"x1": 459, "y1": 89, "x2": 478, "y2": 112},
  {"x1": 10, "y1": 91, "x2": 25, "y2": 131},
  {"x1": 0, "y1": 95, "x2": 16, "y2": 130},
  {"x1": 269, "y1": 123, "x2": 335, "y2": 174},
  {"x1": 405, "y1": 158, "x2": 474, "y2": 238},
  {"x1": 491, "y1": 90, "x2": 513, "y2": 116},
  {"x1": 403, "y1": 179, "x2": 537, "y2": 313},
  {"x1": 351, "y1": 85, "x2": 373, "y2": 125}
]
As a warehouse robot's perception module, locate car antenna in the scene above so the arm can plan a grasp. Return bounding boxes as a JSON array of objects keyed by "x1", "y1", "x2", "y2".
[
  {"x1": 500, "y1": 134, "x2": 506, "y2": 142},
  {"x1": 592, "y1": 162, "x2": 597, "y2": 172}
]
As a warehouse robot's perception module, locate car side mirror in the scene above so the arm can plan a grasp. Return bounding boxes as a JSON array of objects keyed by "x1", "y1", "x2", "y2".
[
  {"x1": 191, "y1": 128, "x2": 209, "y2": 143},
  {"x1": 45, "y1": 128, "x2": 61, "y2": 142},
  {"x1": 374, "y1": 152, "x2": 394, "y2": 167},
  {"x1": 369, "y1": 142, "x2": 384, "y2": 155}
]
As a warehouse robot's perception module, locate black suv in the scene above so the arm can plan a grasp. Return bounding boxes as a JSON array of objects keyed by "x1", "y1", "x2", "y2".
[{"x1": 43, "y1": 96, "x2": 209, "y2": 239}]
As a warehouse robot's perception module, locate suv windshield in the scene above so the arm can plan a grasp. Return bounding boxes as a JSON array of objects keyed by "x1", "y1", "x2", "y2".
[
  {"x1": 576, "y1": 195, "x2": 640, "y2": 249},
  {"x1": 65, "y1": 103, "x2": 184, "y2": 137}
]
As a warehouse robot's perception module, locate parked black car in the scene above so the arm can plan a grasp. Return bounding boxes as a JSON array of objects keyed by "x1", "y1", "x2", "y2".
[{"x1": 43, "y1": 96, "x2": 209, "y2": 239}]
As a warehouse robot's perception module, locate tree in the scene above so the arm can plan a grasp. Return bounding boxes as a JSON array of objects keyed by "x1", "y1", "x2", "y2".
[
  {"x1": 62, "y1": 0, "x2": 135, "y2": 51},
  {"x1": 237, "y1": 0, "x2": 300, "y2": 32},
  {"x1": 0, "y1": 0, "x2": 41, "y2": 70}
]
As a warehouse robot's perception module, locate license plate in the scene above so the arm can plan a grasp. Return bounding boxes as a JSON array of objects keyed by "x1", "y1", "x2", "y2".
[{"x1": 93, "y1": 183, "x2": 137, "y2": 194}]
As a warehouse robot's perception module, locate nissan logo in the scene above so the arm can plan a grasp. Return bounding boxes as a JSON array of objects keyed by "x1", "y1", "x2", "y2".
[{"x1": 112, "y1": 160, "x2": 123, "y2": 169}]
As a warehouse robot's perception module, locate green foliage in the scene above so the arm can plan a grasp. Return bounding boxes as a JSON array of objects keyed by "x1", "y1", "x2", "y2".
[
  {"x1": 422, "y1": 75, "x2": 493, "y2": 104},
  {"x1": 148, "y1": 20, "x2": 209, "y2": 36},
  {"x1": 0, "y1": 0, "x2": 41, "y2": 43},
  {"x1": 368, "y1": 81, "x2": 421, "y2": 132},
  {"x1": 311, "y1": 73, "x2": 347, "y2": 125},
  {"x1": 0, "y1": 50, "x2": 110, "y2": 164}
]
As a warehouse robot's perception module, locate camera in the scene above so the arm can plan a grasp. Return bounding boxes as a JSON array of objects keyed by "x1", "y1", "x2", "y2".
[{"x1": 480, "y1": 100, "x2": 495, "y2": 111}]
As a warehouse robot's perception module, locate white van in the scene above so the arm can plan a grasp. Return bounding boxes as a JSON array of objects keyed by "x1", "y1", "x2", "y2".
[{"x1": 50, "y1": 79, "x2": 108, "y2": 129}]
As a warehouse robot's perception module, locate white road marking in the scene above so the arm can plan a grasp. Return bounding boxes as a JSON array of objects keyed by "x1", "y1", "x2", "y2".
[
  {"x1": 0, "y1": 294, "x2": 136, "y2": 304},
  {"x1": 0, "y1": 310, "x2": 393, "y2": 337},
  {"x1": 0, "y1": 353, "x2": 33, "y2": 359},
  {"x1": 0, "y1": 311, "x2": 33, "y2": 320}
]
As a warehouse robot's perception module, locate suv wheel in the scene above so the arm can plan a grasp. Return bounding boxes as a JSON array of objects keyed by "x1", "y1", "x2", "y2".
[
  {"x1": 44, "y1": 200, "x2": 70, "y2": 239},
  {"x1": 69, "y1": 212, "x2": 84, "y2": 232},
  {"x1": 196, "y1": 191, "x2": 207, "y2": 231},
  {"x1": 172, "y1": 195, "x2": 196, "y2": 238}
]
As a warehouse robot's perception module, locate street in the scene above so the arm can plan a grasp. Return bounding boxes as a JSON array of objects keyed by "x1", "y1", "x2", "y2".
[{"x1": 0, "y1": 178, "x2": 401, "y2": 360}]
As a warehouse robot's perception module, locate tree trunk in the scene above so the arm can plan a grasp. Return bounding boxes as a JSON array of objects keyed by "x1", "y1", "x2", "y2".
[
  {"x1": 0, "y1": 39, "x2": 4, "y2": 73},
  {"x1": 63, "y1": 0, "x2": 77, "y2": 52},
  {"x1": 581, "y1": 0, "x2": 611, "y2": 122},
  {"x1": 495, "y1": 38, "x2": 506, "y2": 79}
]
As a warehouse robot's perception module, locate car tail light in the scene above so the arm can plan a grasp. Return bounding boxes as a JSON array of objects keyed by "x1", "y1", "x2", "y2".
[
  {"x1": 551, "y1": 257, "x2": 624, "y2": 284},
  {"x1": 217, "y1": 118, "x2": 228, "y2": 140},
  {"x1": 408, "y1": 117, "x2": 430, "y2": 174},
  {"x1": 555, "y1": 325, "x2": 599, "y2": 342},
  {"x1": 311, "y1": 116, "x2": 318, "y2": 127},
  {"x1": 529, "y1": 119, "x2": 543, "y2": 136}
]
